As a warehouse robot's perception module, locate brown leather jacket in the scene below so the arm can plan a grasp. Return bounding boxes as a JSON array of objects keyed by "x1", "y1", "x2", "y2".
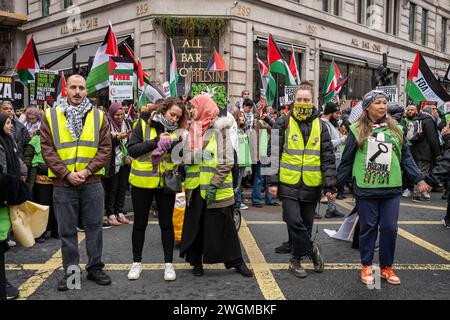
[{"x1": 40, "y1": 108, "x2": 112, "y2": 187}]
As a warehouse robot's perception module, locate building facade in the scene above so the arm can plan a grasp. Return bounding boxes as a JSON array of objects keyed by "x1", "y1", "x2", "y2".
[{"x1": 21, "y1": 0, "x2": 450, "y2": 107}]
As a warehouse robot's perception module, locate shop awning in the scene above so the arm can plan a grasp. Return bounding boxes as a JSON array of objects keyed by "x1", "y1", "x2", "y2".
[
  {"x1": 0, "y1": 11, "x2": 27, "y2": 27},
  {"x1": 321, "y1": 51, "x2": 367, "y2": 67}
]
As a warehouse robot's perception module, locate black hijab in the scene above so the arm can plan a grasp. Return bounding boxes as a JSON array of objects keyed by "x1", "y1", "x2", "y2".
[{"x1": 0, "y1": 114, "x2": 21, "y2": 176}]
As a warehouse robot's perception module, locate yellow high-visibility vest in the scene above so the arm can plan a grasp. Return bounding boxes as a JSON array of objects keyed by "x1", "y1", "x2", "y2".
[
  {"x1": 129, "y1": 120, "x2": 177, "y2": 189},
  {"x1": 199, "y1": 134, "x2": 234, "y2": 202},
  {"x1": 46, "y1": 106, "x2": 105, "y2": 178},
  {"x1": 279, "y1": 117, "x2": 322, "y2": 187}
]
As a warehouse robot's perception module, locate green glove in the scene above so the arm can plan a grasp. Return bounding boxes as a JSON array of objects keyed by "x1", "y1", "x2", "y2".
[{"x1": 205, "y1": 185, "x2": 218, "y2": 206}]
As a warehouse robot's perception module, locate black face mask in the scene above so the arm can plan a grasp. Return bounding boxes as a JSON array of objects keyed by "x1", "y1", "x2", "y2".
[{"x1": 330, "y1": 117, "x2": 339, "y2": 128}]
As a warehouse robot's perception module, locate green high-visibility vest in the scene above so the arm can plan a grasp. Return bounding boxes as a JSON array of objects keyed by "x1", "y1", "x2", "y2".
[
  {"x1": 46, "y1": 106, "x2": 105, "y2": 178},
  {"x1": 237, "y1": 130, "x2": 251, "y2": 167},
  {"x1": 199, "y1": 134, "x2": 234, "y2": 202},
  {"x1": 280, "y1": 117, "x2": 322, "y2": 187},
  {"x1": 350, "y1": 123, "x2": 402, "y2": 189}
]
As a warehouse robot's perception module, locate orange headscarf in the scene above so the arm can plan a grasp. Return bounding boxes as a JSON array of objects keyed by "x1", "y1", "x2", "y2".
[{"x1": 189, "y1": 95, "x2": 219, "y2": 150}]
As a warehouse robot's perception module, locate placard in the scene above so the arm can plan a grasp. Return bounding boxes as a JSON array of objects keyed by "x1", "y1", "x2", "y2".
[
  {"x1": 284, "y1": 85, "x2": 298, "y2": 105},
  {"x1": 109, "y1": 57, "x2": 134, "y2": 102},
  {"x1": 34, "y1": 71, "x2": 59, "y2": 107},
  {"x1": 0, "y1": 76, "x2": 14, "y2": 102}
]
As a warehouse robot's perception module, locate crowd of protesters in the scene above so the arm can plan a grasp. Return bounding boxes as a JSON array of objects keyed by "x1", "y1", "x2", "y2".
[{"x1": 0, "y1": 73, "x2": 449, "y2": 300}]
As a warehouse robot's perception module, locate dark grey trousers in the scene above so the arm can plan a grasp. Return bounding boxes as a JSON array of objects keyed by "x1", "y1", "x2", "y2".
[{"x1": 53, "y1": 183, "x2": 105, "y2": 272}]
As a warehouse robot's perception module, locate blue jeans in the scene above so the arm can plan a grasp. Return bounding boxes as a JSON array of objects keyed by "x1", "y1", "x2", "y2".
[
  {"x1": 251, "y1": 161, "x2": 274, "y2": 205},
  {"x1": 356, "y1": 195, "x2": 400, "y2": 267}
]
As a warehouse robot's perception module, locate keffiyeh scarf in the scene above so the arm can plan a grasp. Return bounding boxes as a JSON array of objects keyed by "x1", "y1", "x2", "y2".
[{"x1": 60, "y1": 97, "x2": 93, "y2": 140}]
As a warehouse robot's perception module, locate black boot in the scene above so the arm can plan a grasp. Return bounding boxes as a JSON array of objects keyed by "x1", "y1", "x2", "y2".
[
  {"x1": 325, "y1": 208, "x2": 345, "y2": 218},
  {"x1": 275, "y1": 241, "x2": 292, "y2": 254},
  {"x1": 87, "y1": 269, "x2": 111, "y2": 286},
  {"x1": 235, "y1": 263, "x2": 253, "y2": 277},
  {"x1": 193, "y1": 264, "x2": 204, "y2": 276}
]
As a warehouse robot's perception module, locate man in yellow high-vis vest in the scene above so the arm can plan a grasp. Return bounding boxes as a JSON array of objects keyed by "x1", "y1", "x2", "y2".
[
  {"x1": 40, "y1": 74, "x2": 112, "y2": 292},
  {"x1": 267, "y1": 81, "x2": 337, "y2": 279}
]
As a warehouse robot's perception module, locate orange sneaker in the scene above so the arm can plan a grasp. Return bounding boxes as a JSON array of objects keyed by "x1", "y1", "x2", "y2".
[
  {"x1": 361, "y1": 265, "x2": 375, "y2": 285},
  {"x1": 380, "y1": 267, "x2": 401, "y2": 285}
]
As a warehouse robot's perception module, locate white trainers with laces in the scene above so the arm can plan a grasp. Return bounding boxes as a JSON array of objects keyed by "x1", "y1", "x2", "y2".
[
  {"x1": 402, "y1": 189, "x2": 411, "y2": 198},
  {"x1": 164, "y1": 263, "x2": 176, "y2": 281},
  {"x1": 127, "y1": 262, "x2": 142, "y2": 280},
  {"x1": 239, "y1": 203, "x2": 249, "y2": 210}
]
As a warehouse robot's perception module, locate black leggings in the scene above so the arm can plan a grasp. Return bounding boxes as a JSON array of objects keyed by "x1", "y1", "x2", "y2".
[
  {"x1": 131, "y1": 186, "x2": 176, "y2": 263},
  {"x1": 33, "y1": 183, "x2": 58, "y2": 237}
]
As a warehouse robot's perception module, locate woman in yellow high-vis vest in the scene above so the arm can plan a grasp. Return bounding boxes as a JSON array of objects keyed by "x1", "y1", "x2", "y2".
[
  {"x1": 267, "y1": 81, "x2": 337, "y2": 279},
  {"x1": 179, "y1": 95, "x2": 253, "y2": 278},
  {"x1": 126, "y1": 98, "x2": 187, "y2": 282}
]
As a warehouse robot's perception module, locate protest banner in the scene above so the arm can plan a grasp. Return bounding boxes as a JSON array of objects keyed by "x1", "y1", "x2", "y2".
[
  {"x1": 109, "y1": 57, "x2": 134, "y2": 102},
  {"x1": 0, "y1": 76, "x2": 14, "y2": 102},
  {"x1": 376, "y1": 85, "x2": 398, "y2": 105},
  {"x1": 34, "y1": 71, "x2": 59, "y2": 107},
  {"x1": 191, "y1": 70, "x2": 228, "y2": 116}
]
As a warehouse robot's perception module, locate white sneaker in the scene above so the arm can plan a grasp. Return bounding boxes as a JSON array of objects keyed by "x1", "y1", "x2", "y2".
[
  {"x1": 127, "y1": 262, "x2": 142, "y2": 280},
  {"x1": 402, "y1": 189, "x2": 411, "y2": 198},
  {"x1": 423, "y1": 192, "x2": 431, "y2": 199},
  {"x1": 7, "y1": 239, "x2": 16, "y2": 247},
  {"x1": 239, "y1": 204, "x2": 249, "y2": 210},
  {"x1": 164, "y1": 263, "x2": 176, "y2": 281}
]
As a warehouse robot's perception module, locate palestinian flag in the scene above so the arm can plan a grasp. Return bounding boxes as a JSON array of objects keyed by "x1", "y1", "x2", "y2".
[
  {"x1": 207, "y1": 48, "x2": 226, "y2": 71},
  {"x1": 289, "y1": 45, "x2": 300, "y2": 85},
  {"x1": 257, "y1": 56, "x2": 276, "y2": 107},
  {"x1": 137, "y1": 60, "x2": 164, "y2": 109},
  {"x1": 322, "y1": 59, "x2": 343, "y2": 105},
  {"x1": 86, "y1": 24, "x2": 119, "y2": 95},
  {"x1": 16, "y1": 36, "x2": 40, "y2": 86},
  {"x1": 56, "y1": 71, "x2": 66, "y2": 105},
  {"x1": 267, "y1": 34, "x2": 296, "y2": 85},
  {"x1": 406, "y1": 51, "x2": 450, "y2": 109},
  {"x1": 169, "y1": 38, "x2": 178, "y2": 97}
]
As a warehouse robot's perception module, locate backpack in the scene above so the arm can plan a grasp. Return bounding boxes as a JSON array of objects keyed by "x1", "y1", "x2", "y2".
[{"x1": 406, "y1": 119, "x2": 424, "y2": 142}]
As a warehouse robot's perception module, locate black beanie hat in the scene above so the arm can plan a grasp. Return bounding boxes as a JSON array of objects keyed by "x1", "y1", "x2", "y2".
[{"x1": 323, "y1": 101, "x2": 340, "y2": 115}]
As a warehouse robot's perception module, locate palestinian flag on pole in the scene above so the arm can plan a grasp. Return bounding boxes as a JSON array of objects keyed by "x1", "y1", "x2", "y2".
[
  {"x1": 56, "y1": 71, "x2": 66, "y2": 105},
  {"x1": 137, "y1": 60, "x2": 164, "y2": 109},
  {"x1": 406, "y1": 51, "x2": 450, "y2": 109},
  {"x1": 257, "y1": 55, "x2": 276, "y2": 107},
  {"x1": 289, "y1": 45, "x2": 300, "y2": 85},
  {"x1": 86, "y1": 23, "x2": 119, "y2": 95},
  {"x1": 207, "y1": 48, "x2": 226, "y2": 71},
  {"x1": 267, "y1": 34, "x2": 296, "y2": 85},
  {"x1": 169, "y1": 38, "x2": 178, "y2": 97},
  {"x1": 16, "y1": 36, "x2": 40, "y2": 87},
  {"x1": 322, "y1": 59, "x2": 343, "y2": 105}
]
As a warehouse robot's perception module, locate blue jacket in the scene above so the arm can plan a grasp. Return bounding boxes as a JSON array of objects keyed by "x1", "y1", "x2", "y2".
[{"x1": 337, "y1": 130, "x2": 424, "y2": 199}]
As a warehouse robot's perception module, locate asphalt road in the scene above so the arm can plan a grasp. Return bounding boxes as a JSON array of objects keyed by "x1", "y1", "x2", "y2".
[{"x1": 5, "y1": 190, "x2": 449, "y2": 300}]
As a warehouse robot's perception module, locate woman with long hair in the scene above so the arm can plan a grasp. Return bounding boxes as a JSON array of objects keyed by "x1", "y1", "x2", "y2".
[
  {"x1": 338, "y1": 90, "x2": 428, "y2": 286},
  {"x1": 127, "y1": 98, "x2": 187, "y2": 281}
]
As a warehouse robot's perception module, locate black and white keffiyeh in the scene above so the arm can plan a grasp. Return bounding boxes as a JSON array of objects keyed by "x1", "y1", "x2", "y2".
[{"x1": 60, "y1": 97, "x2": 93, "y2": 140}]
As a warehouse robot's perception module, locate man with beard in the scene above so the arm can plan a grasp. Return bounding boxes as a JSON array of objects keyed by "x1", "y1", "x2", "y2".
[
  {"x1": 405, "y1": 101, "x2": 442, "y2": 202},
  {"x1": 321, "y1": 101, "x2": 346, "y2": 218},
  {"x1": 40, "y1": 74, "x2": 112, "y2": 291}
]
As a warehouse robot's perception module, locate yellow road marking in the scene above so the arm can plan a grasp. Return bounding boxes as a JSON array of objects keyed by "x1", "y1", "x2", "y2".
[
  {"x1": 16, "y1": 232, "x2": 86, "y2": 300},
  {"x1": 8, "y1": 263, "x2": 449, "y2": 272},
  {"x1": 340, "y1": 197, "x2": 446, "y2": 211},
  {"x1": 245, "y1": 220, "x2": 442, "y2": 225},
  {"x1": 397, "y1": 228, "x2": 450, "y2": 261},
  {"x1": 239, "y1": 218, "x2": 285, "y2": 300}
]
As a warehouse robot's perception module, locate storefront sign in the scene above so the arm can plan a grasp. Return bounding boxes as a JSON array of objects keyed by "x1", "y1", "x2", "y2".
[
  {"x1": 0, "y1": 76, "x2": 13, "y2": 101},
  {"x1": 192, "y1": 71, "x2": 228, "y2": 115},
  {"x1": 109, "y1": 57, "x2": 134, "y2": 102},
  {"x1": 351, "y1": 38, "x2": 381, "y2": 53},
  {"x1": 35, "y1": 71, "x2": 59, "y2": 107}
]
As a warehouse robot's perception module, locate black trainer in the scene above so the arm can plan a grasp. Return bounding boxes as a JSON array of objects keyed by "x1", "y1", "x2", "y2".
[
  {"x1": 275, "y1": 241, "x2": 292, "y2": 254},
  {"x1": 235, "y1": 263, "x2": 253, "y2": 277},
  {"x1": 86, "y1": 269, "x2": 111, "y2": 286},
  {"x1": 288, "y1": 259, "x2": 307, "y2": 278},
  {"x1": 310, "y1": 244, "x2": 324, "y2": 273},
  {"x1": 325, "y1": 209, "x2": 345, "y2": 218},
  {"x1": 193, "y1": 264, "x2": 204, "y2": 276},
  {"x1": 57, "y1": 273, "x2": 73, "y2": 292},
  {"x1": 314, "y1": 212, "x2": 322, "y2": 219},
  {"x1": 6, "y1": 280, "x2": 19, "y2": 300}
]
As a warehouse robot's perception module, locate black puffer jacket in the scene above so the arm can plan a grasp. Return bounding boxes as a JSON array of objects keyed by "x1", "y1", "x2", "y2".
[
  {"x1": 409, "y1": 112, "x2": 442, "y2": 162},
  {"x1": 12, "y1": 118, "x2": 29, "y2": 160},
  {"x1": 425, "y1": 147, "x2": 450, "y2": 188},
  {"x1": 266, "y1": 109, "x2": 337, "y2": 202}
]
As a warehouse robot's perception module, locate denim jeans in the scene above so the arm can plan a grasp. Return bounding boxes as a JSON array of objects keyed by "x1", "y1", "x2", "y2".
[
  {"x1": 234, "y1": 167, "x2": 246, "y2": 207},
  {"x1": 251, "y1": 161, "x2": 274, "y2": 205},
  {"x1": 53, "y1": 183, "x2": 105, "y2": 272}
]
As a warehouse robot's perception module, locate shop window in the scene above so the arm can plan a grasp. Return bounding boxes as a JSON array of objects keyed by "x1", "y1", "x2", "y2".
[
  {"x1": 442, "y1": 17, "x2": 447, "y2": 52},
  {"x1": 63, "y1": 0, "x2": 73, "y2": 9},
  {"x1": 421, "y1": 9, "x2": 428, "y2": 46},
  {"x1": 409, "y1": 2, "x2": 416, "y2": 42}
]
